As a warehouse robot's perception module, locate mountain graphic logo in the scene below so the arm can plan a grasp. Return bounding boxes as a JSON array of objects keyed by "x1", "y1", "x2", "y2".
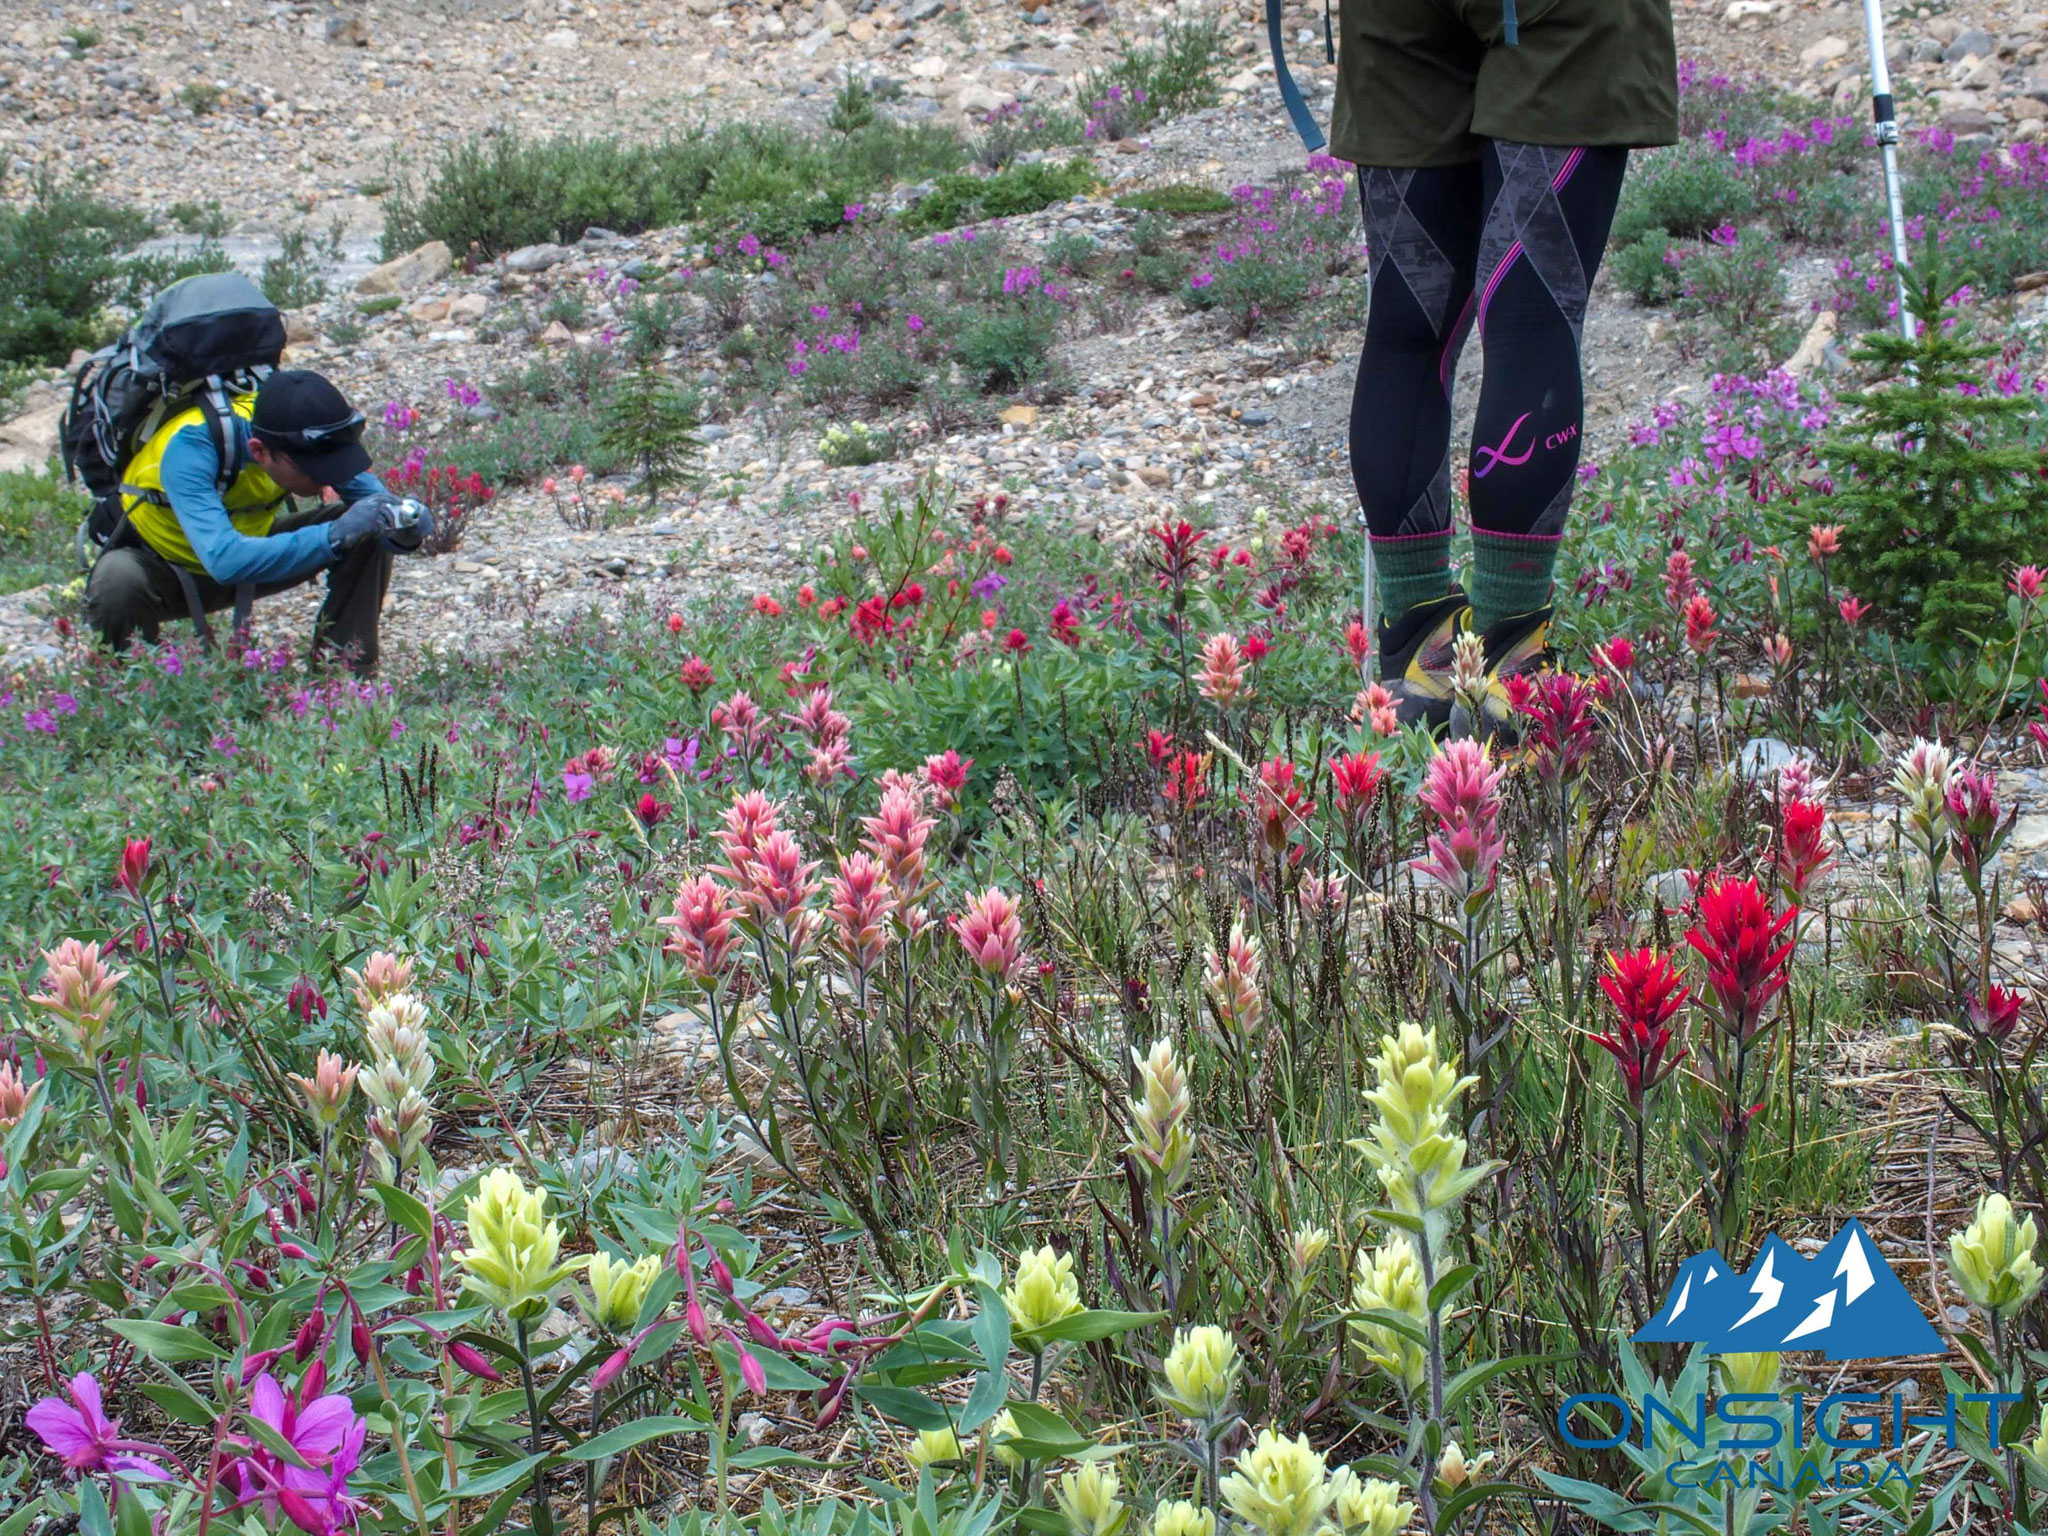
[{"x1": 1633, "y1": 1220, "x2": 1944, "y2": 1361}]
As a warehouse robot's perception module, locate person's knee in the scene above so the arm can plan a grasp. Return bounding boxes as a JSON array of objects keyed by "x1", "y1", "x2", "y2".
[{"x1": 83, "y1": 552, "x2": 151, "y2": 643}]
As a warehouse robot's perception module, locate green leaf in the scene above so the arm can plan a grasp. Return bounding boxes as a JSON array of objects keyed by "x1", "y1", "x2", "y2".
[
  {"x1": 105, "y1": 1318, "x2": 228, "y2": 1363},
  {"x1": 630, "y1": 1319, "x2": 686, "y2": 1370},
  {"x1": 450, "y1": 1452, "x2": 551, "y2": 1501},
  {"x1": 114, "y1": 1489, "x2": 151, "y2": 1536},
  {"x1": 371, "y1": 1180, "x2": 434, "y2": 1240},
  {"x1": 996, "y1": 1400, "x2": 1093, "y2": 1461},
  {"x1": 729, "y1": 1447, "x2": 840, "y2": 1470},
  {"x1": 78, "y1": 1479, "x2": 114, "y2": 1536},
  {"x1": 971, "y1": 1283, "x2": 1010, "y2": 1372},
  {"x1": 1364, "y1": 1207, "x2": 1426, "y2": 1235},
  {"x1": 1426, "y1": 1264, "x2": 1478, "y2": 1314},
  {"x1": 241, "y1": 1408, "x2": 316, "y2": 1470},
  {"x1": 1025, "y1": 1307, "x2": 1163, "y2": 1345},
  {"x1": 561, "y1": 1414, "x2": 709, "y2": 1462},
  {"x1": 1442, "y1": 1353, "x2": 1560, "y2": 1419},
  {"x1": 0, "y1": 1499, "x2": 50, "y2": 1536},
  {"x1": 957, "y1": 1367, "x2": 1008, "y2": 1434},
  {"x1": 1432, "y1": 1481, "x2": 1530, "y2": 1531},
  {"x1": 167, "y1": 1281, "x2": 236, "y2": 1312},
  {"x1": 139, "y1": 1380, "x2": 220, "y2": 1429},
  {"x1": 1348, "y1": 1306, "x2": 1430, "y2": 1348}
]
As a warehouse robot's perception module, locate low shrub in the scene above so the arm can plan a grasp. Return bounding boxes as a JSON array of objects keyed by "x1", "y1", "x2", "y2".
[
  {"x1": 969, "y1": 103, "x2": 1086, "y2": 169},
  {"x1": 383, "y1": 122, "x2": 970, "y2": 258},
  {"x1": 1182, "y1": 168, "x2": 1358, "y2": 336},
  {"x1": 1610, "y1": 231, "x2": 1684, "y2": 305},
  {"x1": 1080, "y1": 15, "x2": 1227, "y2": 132},
  {"x1": 0, "y1": 176, "x2": 151, "y2": 365},
  {"x1": 1610, "y1": 138, "x2": 1755, "y2": 249},
  {"x1": 953, "y1": 305, "x2": 1063, "y2": 392}
]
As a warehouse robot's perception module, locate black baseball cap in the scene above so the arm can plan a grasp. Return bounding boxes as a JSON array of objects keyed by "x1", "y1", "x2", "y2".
[{"x1": 251, "y1": 370, "x2": 370, "y2": 486}]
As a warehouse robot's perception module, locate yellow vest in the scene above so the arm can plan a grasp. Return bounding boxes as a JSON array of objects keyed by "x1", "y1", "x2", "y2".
[{"x1": 122, "y1": 394, "x2": 288, "y2": 572}]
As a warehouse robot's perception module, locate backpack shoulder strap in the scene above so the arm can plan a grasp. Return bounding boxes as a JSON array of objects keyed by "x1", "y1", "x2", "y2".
[
  {"x1": 1265, "y1": 0, "x2": 1328, "y2": 153},
  {"x1": 195, "y1": 379, "x2": 244, "y2": 493}
]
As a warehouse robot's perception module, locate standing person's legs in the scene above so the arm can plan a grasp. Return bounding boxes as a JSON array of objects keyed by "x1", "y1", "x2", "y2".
[
  {"x1": 1463, "y1": 139, "x2": 1627, "y2": 643},
  {"x1": 1350, "y1": 163, "x2": 1487, "y2": 726}
]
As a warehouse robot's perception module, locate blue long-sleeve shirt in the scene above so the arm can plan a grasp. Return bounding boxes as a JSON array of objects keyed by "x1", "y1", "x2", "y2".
[{"x1": 159, "y1": 417, "x2": 385, "y2": 586}]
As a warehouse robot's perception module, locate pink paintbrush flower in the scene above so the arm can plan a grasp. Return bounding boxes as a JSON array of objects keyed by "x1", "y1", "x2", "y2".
[
  {"x1": 1410, "y1": 738, "x2": 1506, "y2": 903},
  {"x1": 660, "y1": 874, "x2": 740, "y2": 984},
  {"x1": 743, "y1": 831, "x2": 821, "y2": 950},
  {"x1": 1204, "y1": 921, "x2": 1264, "y2": 1036},
  {"x1": 713, "y1": 790, "x2": 782, "y2": 884},
  {"x1": 828, "y1": 852, "x2": 897, "y2": 975},
  {"x1": 952, "y1": 887, "x2": 1025, "y2": 982},
  {"x1": 861, "y1": 782, "x2": 935, "y2": 900},
  {"x1": 1198, "y1": 632, "x2": 1249, "y2": 706},
  {"x1": 921, "y1": 749, "x2": 973, "y2": 812}
]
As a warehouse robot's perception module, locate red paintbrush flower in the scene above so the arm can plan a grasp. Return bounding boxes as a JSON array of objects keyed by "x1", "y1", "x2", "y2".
[
  {"x1": 1686, "y1": 874, "x2": 1795, "y2": 1046},
  {"x1": 1591, "y1": 948, "x2": 1691, "y2": 1116},
  {"x1": 1967, "y1": 984, "x2": 2027, "y2": 1042},
  {"x1": 1514, "y1": 671, "x2": 1600, "y2": 785},
  {"x1": 1775, "y1": 792, "x2": 1831, "y2": 905},
  {"x1": 1330, "y1": 751, "x2": 1385, "y2": 830}
]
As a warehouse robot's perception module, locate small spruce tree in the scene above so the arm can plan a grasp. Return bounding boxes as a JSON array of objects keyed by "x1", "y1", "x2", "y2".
[
  {"x1": 1827, "y1": 262, "x2": 2048, "y2": 646},
  {"x1": 599, "y1": 355, "x2": 702, "y2": 512}
]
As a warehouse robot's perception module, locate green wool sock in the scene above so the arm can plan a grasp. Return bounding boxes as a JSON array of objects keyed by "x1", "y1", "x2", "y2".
[
  {"x1": 1469, "y1": 529, "x2": 1561, "y2": 633},
  {"x1": 1371, "y1": 532, "x2": 1456, "y2": 628}
]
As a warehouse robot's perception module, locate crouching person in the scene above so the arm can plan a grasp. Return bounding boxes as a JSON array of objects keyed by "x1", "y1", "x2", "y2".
[{"x1": 84, "y1": 369, "x2": 431, "y2": 675}]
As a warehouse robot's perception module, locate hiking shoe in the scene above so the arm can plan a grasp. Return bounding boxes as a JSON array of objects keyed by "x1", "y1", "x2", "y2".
[
  {"x1": 1453, "y1": 605, "x2": 1555, "y2": 742},
  {"x1": 1375, "y1": 591, "x2": 1472, "y2": 734}
]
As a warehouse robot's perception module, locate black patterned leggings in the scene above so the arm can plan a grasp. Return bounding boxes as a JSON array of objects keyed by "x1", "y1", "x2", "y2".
[{"x1": 1348, "y1": 141, "x2": 1628, "y2": 543}]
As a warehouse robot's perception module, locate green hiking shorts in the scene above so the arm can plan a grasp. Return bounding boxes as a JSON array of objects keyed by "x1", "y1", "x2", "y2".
[{"x1": 1329, "y1": 0, "x2": 1678, "y2": 167}]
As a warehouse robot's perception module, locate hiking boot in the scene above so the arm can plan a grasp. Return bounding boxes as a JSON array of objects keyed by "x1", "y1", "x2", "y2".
[
  {"x1": 1450, "y1": 605, "x2": 1555, "y2": 742},
  {"x1": 1375, "y1": 591, "x2": 1471, "y2": 734}
]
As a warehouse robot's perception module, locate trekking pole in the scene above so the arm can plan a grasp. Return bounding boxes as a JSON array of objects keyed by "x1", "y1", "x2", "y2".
[{"x1": 1859, "y1": 0, "x2": 1916, "y2": 342}]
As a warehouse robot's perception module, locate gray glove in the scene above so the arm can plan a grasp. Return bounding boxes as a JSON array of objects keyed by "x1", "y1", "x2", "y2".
[{"x1": 327, "y1": 493, "x2": 435, "y2": 557}]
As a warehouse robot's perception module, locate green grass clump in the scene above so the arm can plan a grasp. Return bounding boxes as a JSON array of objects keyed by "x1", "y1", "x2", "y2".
[
  {"x1": 1115, "y1": 184, "x2": 1233, "y2": 215},
  {"x1": 897, "y1": 159, "x2": 1099, "y2": 235}
]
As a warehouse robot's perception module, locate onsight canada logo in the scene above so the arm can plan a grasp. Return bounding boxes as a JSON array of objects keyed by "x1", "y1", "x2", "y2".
[
  {"x1": 1631, "y1": 1218, "x2": 1944, "y2": 1360},
  {"x1": 1553, "y1": 1222, "x2": 2024, "y2": 1495}
]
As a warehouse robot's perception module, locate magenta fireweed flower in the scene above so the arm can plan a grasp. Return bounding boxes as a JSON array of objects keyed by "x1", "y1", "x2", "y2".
[
  {"x1": 223, "y1": 1372, "x2": 368, "y2": 1534},
  {"x1": 26, "y1": 1372, "x2": 168, "y2": 1479}
]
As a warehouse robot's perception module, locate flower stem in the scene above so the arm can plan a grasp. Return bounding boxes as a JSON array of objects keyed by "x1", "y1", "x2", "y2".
[{"x1": 515, "y1": 1317, "x2": 555, "y2": 1536}]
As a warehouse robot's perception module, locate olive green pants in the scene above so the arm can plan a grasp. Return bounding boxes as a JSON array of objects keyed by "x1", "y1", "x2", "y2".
[{"x1": 84, "y1": 505, "x2": 393, "y2": 675}]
